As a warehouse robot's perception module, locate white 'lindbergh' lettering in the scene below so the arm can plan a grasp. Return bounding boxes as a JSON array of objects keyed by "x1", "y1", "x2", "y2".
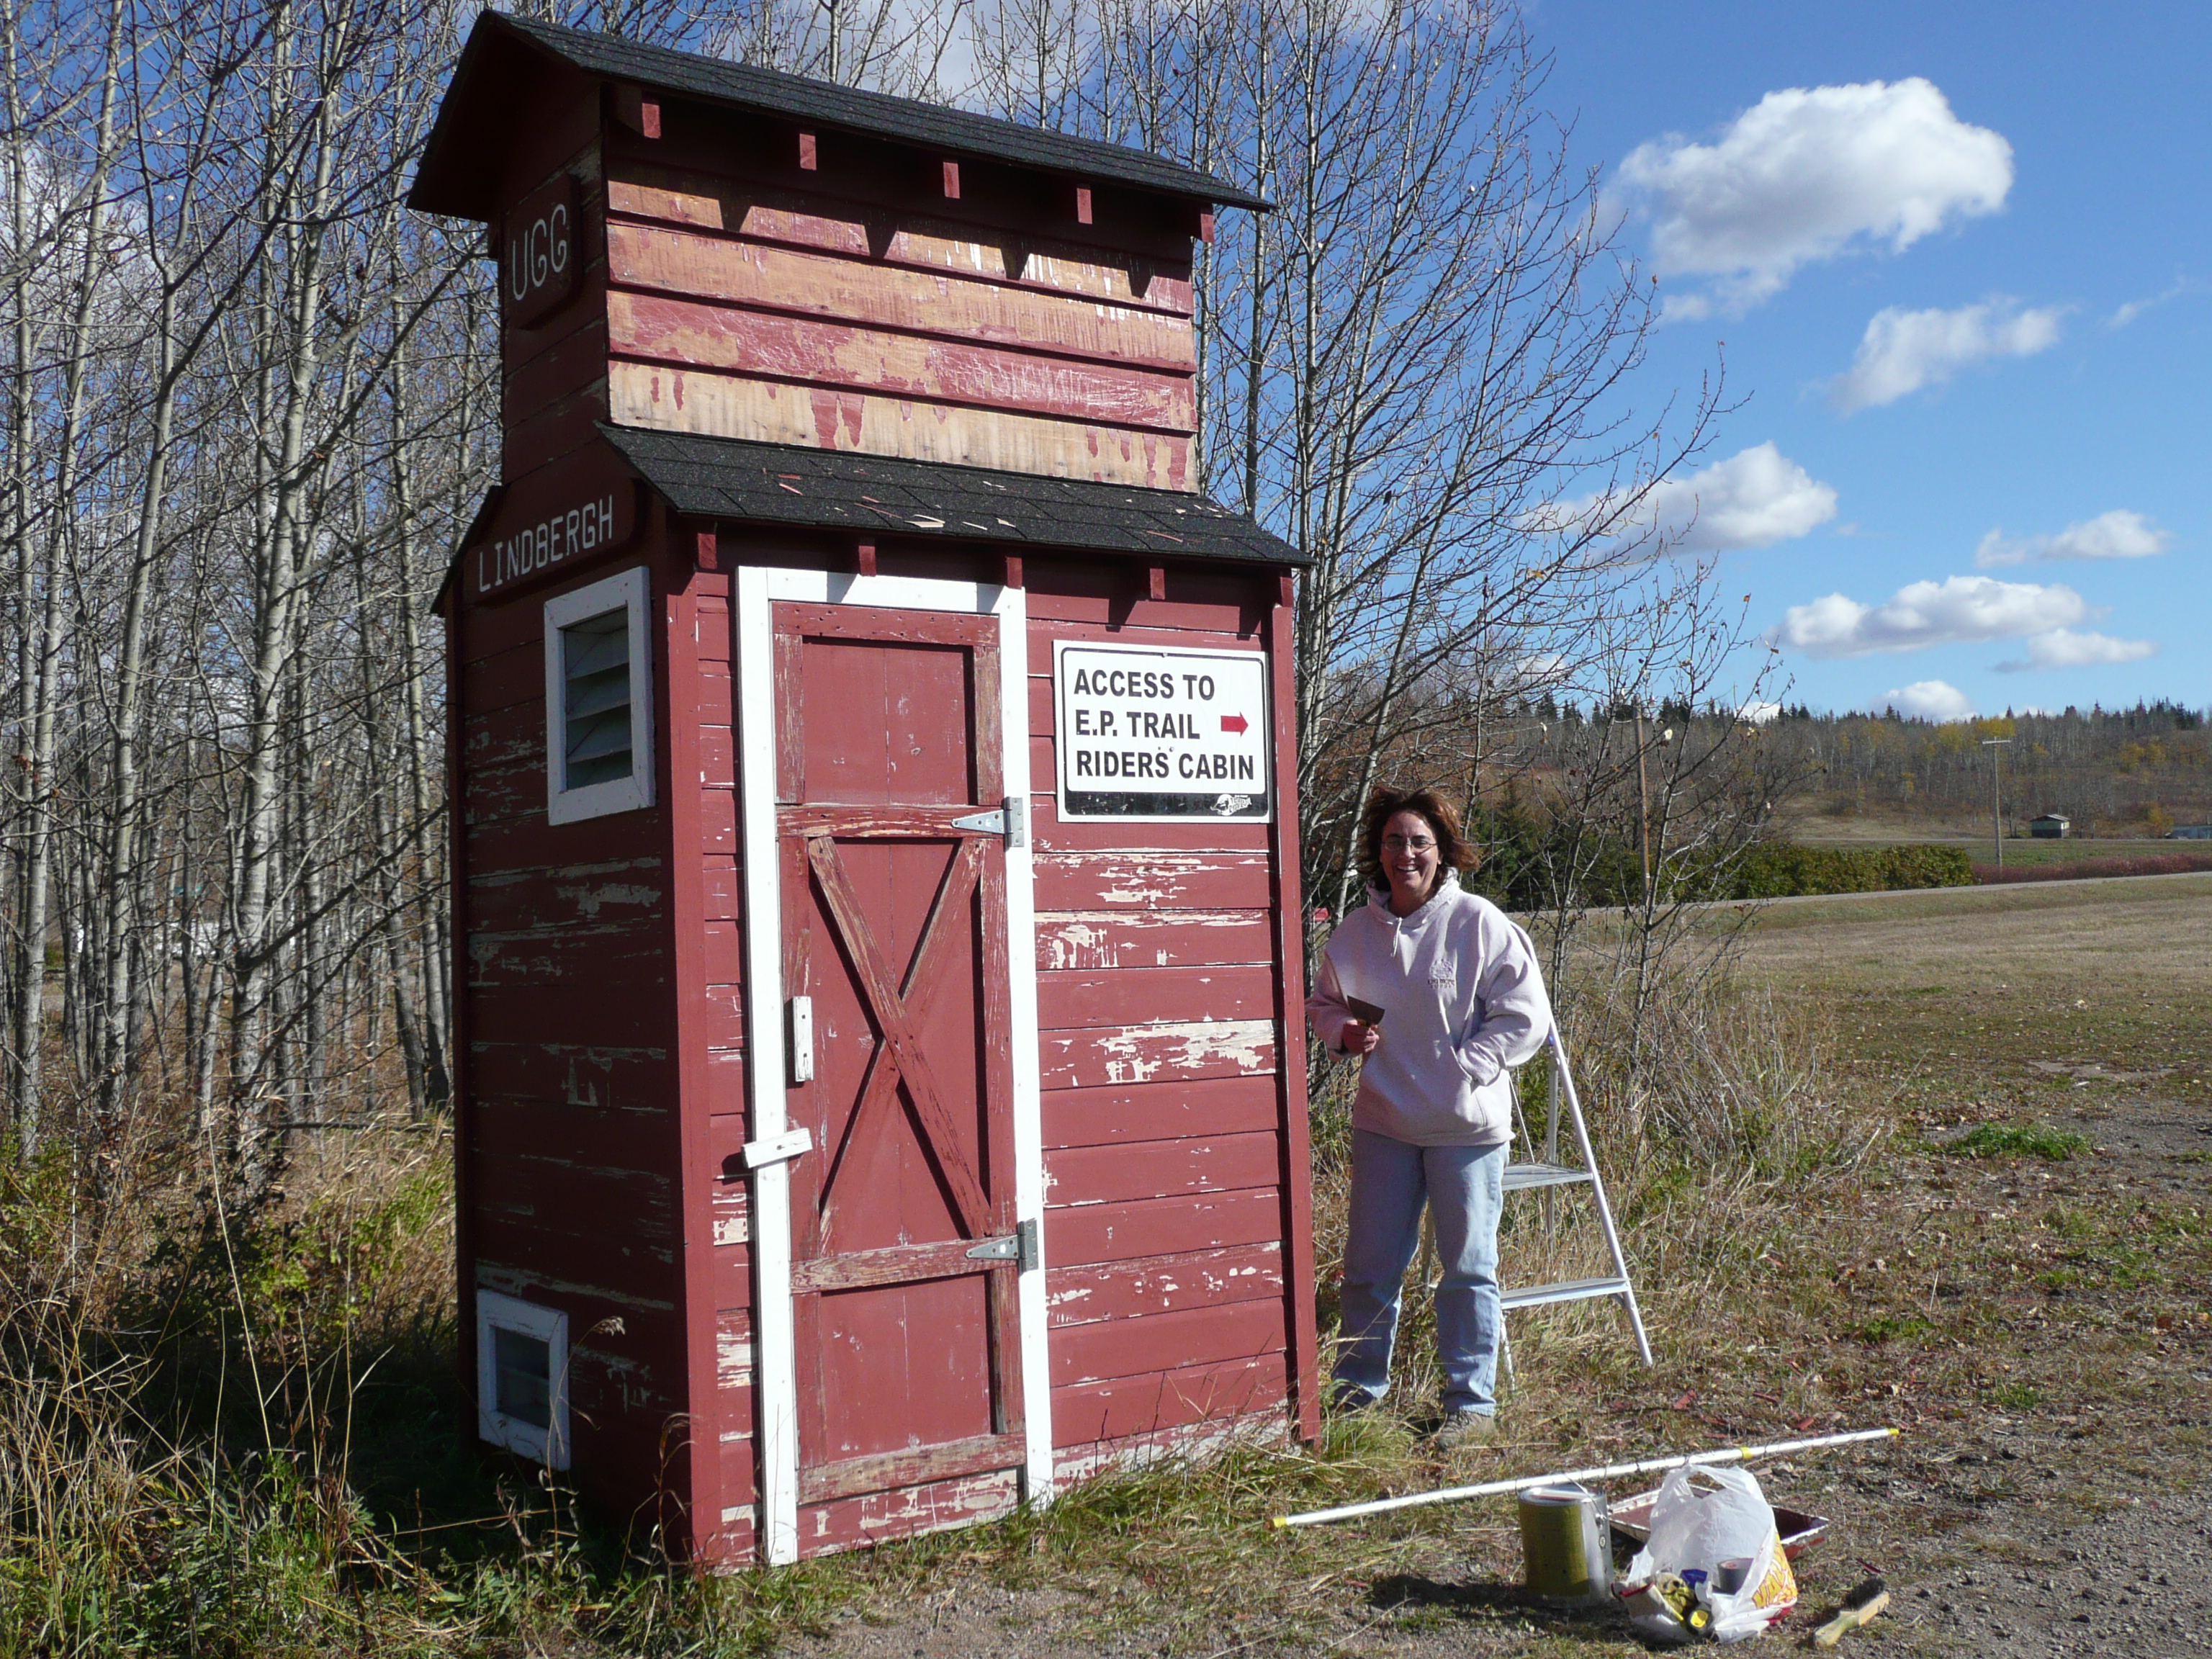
[{"x1": 473, "y1": 495, "x2": 623, "y2": 594}]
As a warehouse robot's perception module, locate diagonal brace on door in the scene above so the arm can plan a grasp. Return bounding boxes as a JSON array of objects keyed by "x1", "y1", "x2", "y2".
[{"x1": 804, "y1": 833, "x2": 993, "y2": 1241}]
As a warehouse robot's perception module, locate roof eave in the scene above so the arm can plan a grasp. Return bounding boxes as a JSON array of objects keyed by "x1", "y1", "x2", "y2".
[{"x1": 408, "y1": 9, "x2": 1269, "y2": 222}]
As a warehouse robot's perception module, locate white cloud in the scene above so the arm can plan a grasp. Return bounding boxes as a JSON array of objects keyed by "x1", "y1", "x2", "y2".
[
  {"x1": 1779, "y1": 575, "x2": 2086, "y2": 658},
  {"x1": 1974, "y1": 509, "x2": 2172, "y2": 567},
  {"x1": 1878, "y1": 680, "x2": 1977, "y2": 721},
  {"x1": 1619, "y1": 78, "x2": 2012, "y2": 312},
  {"x1": 1738, "y1": 699, "x2": 1784, "y2": 724},
  {"x1": 2108, "y1": 277, "x2": 2188, "y2": 329},
  {"x1": 1993, "y1": 629, "x2": 2158, "y2": 673},
  {"x1": 1538, "y1": 442, "x2": 1838, "y2": 554},
  {"x1": 1830, "y1": 299, "x2": 2064, "y2": 411}
]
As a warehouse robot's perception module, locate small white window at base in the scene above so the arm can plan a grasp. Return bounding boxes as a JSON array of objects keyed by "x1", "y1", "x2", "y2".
[
  {"x1": 544, "y1": 566, "x2": 655, "y2": 823},
  {"x1": 476, "y1": 1288, "x2": 570, "y2": 1467}
]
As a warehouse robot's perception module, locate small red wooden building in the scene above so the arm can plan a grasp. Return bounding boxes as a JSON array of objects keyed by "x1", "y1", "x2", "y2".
[{"x1": 413, "y1": 11, "x2": 1316, "y2": 1565}]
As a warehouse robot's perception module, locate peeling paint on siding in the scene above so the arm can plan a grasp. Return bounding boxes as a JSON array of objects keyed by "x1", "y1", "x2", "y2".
[{"x1": 1089, "y1": 1019, "x2": 1273, "y2": 1085}]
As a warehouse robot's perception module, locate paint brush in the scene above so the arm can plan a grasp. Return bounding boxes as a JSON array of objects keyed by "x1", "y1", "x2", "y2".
[{"x1": 1812, "y1": 1577, "x2": 1889, "y2": 1647}]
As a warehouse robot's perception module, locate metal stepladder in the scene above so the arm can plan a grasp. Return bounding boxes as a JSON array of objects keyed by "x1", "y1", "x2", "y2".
[{"x1": 1492, "y1": 1025, "x2": 1653, "y2": 1376}]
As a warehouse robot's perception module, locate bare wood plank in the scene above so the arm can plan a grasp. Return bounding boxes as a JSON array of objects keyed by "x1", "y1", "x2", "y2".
[
  {"x1": 1047, "y1": 1130, "x2": 1285, "y2": 1208},
  {"x1": 1037, "y1": 1018, "x2": 1277, "y2": 1092},
  {"x1": 795, "y1": 1465, "x2": 1022, "y2": 1557},
  {"x1": 609, "y1": 290, "x2": 1193, "y2": 431},
  {"x1": 797, "y1": 1431, "x2": 1026, "y2": 1506},
  {"x1": 608, "y1": 221, "x2": 1195, "y2": 357},
  {"x1": 1034, "y1": 909, "x2": 1274, "y2": 971},
  {"x1": 607, "y1": 361, "x2": 1191, "y2": 492},
  {"x1": 1030, "y1": 851, "x2": 1274, "y2": 911},
  {"x1": 790, "y1": 1236, "x2": 1007, "y2": 1292},
  {"x1": 778, "y1": 804, "x2": 992, "y2": 838},
  {"x1": 605, "y1": 168, "x2": 1195, "y2": 315}
]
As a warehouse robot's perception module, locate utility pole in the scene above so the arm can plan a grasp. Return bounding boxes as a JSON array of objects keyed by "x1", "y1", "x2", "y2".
[
  {"x1": 1635, "y1": 708, "x2": 1650, "y2": 907},
  {"x1": 1982, "y1": 737, "x2": 2011, "y2": 868}
]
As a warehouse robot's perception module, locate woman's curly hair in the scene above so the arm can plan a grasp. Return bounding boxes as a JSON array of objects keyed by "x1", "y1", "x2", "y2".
[{"x1": 1353, "y1": 784, "x2": 1481, "y2": 894}]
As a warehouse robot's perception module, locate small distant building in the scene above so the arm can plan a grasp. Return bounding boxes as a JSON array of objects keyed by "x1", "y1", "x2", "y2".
[
  {"x1": 2031, "y1": 814, "x2": 2071, "y2": 839},
  {"x1": 2169, "y1": 823, "x2": 2212, "y2": 841}
]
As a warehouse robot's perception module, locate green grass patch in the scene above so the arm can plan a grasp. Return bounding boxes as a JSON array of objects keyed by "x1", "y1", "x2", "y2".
[
  {"x1": 1989, "y1": 1381, "x2": 2046, "y2": 1412},
  {"x1": 1948, "y1": 1123, "x2": 2090, "y2": 1161}
]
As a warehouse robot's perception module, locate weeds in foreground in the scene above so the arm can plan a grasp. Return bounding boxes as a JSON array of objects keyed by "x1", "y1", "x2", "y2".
[{"x1": 17, "y1": 961, "x2": 2173, "y2": 1654}]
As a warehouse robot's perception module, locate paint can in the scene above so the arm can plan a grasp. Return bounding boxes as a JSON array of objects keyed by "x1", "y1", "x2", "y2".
[{"x1": 1518, "y1": 1482, "x2": 1611, "y2": 1604}]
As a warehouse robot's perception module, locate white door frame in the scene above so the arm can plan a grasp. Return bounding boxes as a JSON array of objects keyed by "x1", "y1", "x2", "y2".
[{"x1": 734, "y1": 566, "x2": 1051, "y2": 1565}]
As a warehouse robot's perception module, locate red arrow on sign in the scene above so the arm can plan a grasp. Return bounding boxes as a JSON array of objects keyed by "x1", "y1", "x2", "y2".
[{"x1": 1220, "y1": 714, "x2": 1249, "y2": 735}]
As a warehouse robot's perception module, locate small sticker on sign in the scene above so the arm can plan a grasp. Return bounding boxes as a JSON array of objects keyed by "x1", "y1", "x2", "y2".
[{"x1": 1053, "y1": 641, "x2": 1272, "y2": 822}]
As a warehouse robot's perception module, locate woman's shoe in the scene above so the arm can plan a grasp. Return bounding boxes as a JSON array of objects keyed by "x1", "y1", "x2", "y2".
[{"x1": 1431, "y1": 1408, "x2": 1498, "y2": 1450}]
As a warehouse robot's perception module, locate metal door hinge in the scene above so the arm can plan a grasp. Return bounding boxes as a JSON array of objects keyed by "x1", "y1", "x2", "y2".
[
  {"x1": 964, "y1": 1217, "x2": 1040, "y2": 1271},
  {"x1": 951, "y1": 796, "x2": 1025, "y2": 848},
  {"x1": 742, "y1": 1125, "x2": 812, "y2": 1169}
]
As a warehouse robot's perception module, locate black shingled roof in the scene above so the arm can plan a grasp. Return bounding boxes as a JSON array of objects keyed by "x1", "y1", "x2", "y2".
[
  {"x1": 597, "y1": 425, "x2": 1306, "y2": 567},
  {"x1": 410, "y1": 11, "x2": 1265, "y2": 220}
]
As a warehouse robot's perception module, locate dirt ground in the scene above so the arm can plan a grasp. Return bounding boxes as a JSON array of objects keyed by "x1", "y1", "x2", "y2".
[{"x1": 778, "y1": 876, "x2": 2212, "y2": 1658}]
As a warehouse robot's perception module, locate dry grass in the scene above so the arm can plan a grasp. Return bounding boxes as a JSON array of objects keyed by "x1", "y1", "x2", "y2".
[{"x1": 2, "y1": 875, "x2": 2207, "y2": 1653}]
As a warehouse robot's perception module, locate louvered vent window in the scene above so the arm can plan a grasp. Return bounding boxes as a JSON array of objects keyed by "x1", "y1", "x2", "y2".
[
  {"x1": 561, "y1": 608, "x2": 631, "y2": 789},
  {"x1": 544, "y1": 567, "x2": 655, "y2": 824}
]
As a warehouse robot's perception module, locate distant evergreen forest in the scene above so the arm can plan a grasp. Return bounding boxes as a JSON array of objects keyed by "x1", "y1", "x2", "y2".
[{"x1": 1510, "y1": 696, "x2": 2210, "y2": 837}]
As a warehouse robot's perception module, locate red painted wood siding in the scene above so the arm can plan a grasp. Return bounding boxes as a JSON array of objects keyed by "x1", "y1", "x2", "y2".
[
  {"x1": 456, "y1": 544, "x2": 691, "y2": 1534},
  {"x1": 1022, "y1": 562, "x2": 1307, "y2": 1454},
  {"x1": 691, "y1": 570, "x2": 758, "y2": 1523},
  {"x1": 501, "y1": 140, "x2": 611, "y2": 486}
]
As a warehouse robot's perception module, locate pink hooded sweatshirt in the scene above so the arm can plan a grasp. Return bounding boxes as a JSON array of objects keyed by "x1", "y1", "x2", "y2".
[{"x1": 1305, "y1": 877, "x2": 1553, "y2": 1147}]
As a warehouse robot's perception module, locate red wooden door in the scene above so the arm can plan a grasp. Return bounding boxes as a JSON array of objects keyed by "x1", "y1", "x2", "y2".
[{"x1": 773, "y1": 602, "x2": 1024, "y2": 1514}]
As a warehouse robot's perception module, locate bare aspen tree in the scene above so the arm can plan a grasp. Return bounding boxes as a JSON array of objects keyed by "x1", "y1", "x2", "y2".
[{"x1": 963, "y1": 0, "x2": 1723, "y2": 932}]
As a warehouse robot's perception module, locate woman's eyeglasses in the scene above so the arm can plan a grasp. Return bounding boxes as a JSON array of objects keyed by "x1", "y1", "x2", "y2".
[{"x1": 1382, "y1": 836, "x2": 1435, "y2": 853}]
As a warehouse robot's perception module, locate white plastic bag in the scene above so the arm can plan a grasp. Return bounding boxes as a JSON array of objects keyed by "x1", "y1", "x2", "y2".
[{"x1": 1622, "y1": 1465, "x2": 1799, "y2": 1643}]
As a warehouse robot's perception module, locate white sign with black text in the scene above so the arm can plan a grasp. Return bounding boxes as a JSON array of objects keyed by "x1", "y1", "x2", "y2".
[{"x1": 1053, "y1": 640, "x2": 1272, "y2": 822}]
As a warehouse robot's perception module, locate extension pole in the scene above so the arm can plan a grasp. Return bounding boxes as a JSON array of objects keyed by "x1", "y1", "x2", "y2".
[{"x1": 1269, "y1": 1426, "x2": 1899, "y2": 1529}]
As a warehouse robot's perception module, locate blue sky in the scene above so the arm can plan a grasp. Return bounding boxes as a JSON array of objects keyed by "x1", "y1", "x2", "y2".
[{"x1": 1530, "y1": 0, "x2": 2208, "y2": 720}]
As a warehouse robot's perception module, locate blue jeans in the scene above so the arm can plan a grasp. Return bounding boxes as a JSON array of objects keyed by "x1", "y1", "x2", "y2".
[{"x1": 1334, "y1": 1130, "x2": 1506, "y2": 1414}]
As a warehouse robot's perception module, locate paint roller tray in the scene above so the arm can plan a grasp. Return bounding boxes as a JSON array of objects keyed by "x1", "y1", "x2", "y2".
[{"x1": 1605, "y1": 1491, "x2": 1830, "y2": 1560}]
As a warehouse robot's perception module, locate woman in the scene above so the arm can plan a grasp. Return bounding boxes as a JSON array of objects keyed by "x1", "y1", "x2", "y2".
[{"x1": 1306, "y1": 785, "x2": 1552, "y2": 1447}]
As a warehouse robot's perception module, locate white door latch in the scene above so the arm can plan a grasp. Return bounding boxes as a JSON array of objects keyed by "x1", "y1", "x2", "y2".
[
  {"x1": 742, "y1": 1125, "x2": 813, "y2": 1169},
  {"x1": 787, "y1": 995, "x2": 814, "y2": 1085}
]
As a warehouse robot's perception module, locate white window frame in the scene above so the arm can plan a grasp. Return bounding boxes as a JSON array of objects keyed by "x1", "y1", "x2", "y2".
[
  {"x1": 544, "y1": 565, "x2": 655, "y2": 823},
  {"x1": 476, "y1": 1287, "x2": 571, "y2": 1467}
]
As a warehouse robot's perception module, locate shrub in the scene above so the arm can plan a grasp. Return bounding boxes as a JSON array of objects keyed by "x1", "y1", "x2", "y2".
[{"x1": 1723, "y1": 842, "x2": 1974, "y2": 899}]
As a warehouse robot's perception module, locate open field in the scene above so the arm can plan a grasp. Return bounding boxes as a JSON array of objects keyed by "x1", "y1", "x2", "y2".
[
  {"x1": 1969, "y1": 836, "x2": 2199, "y2": 868},
  {"x1": 4, "y1": 876, "x2": 2205, "y2": 1655}
]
